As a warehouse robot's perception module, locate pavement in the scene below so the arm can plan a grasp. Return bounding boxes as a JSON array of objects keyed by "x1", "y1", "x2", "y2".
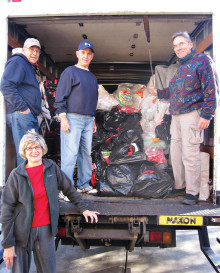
[{"x1": 0, "y1": 226, "x2": 219, "y2": 273}]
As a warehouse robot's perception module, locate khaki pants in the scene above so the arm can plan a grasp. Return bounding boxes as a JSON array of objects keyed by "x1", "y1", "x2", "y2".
[
  {"x1": 200, "y1": 152, "x2": 210, "y2": 200},
  {"x1": 170, "y1": 110, "x2": 204, "y2": 196}
]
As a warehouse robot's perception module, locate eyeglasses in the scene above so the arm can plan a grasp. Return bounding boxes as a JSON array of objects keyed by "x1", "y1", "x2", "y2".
[
  {"x1": 173, "y1": 41, "x2": 188, "y2": 50},
  {"x1": 26, "y1": 47, "x2": 41, "y2": 54},
  {"x1": 25, "y1": 146, "x2": 42, "y2": 152}
]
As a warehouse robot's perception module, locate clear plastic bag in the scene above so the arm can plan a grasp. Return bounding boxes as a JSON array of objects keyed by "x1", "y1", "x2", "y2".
[
  {"x1": 145, "y1": 138, "x2": 168, "y2": 168},
  {"x1": 143, "y1": 75, "x2": 155, "y2": 98},
  {"x1": 154, "y1": 100, "x2": 170, "y2": 126},
  {"x1": 140, "y1": 96, "x2": 157, "y2": 121},
  {"x1": 97, "y1": 85, "x2": 119, "y2": 111}
]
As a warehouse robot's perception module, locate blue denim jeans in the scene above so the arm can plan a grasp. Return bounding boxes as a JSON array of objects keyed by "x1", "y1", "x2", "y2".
[
  {"x1": 6, "y1": 111, "x2": 39, "y2": 166},
  {"x1": 61, "y1": 113, "x2": 93, "y2": 189}
]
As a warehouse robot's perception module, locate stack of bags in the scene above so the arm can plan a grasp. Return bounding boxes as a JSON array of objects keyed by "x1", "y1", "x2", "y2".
[{"x1": 92, "y1": 93, "x2": 174, "y2": 199}]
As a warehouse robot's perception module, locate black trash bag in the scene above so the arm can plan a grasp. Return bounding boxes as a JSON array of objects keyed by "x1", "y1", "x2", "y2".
[
  {"x1": 106, "y1": 162, "x2": 141, "y2": 196},
  {"x1": 109, "y1": 152, "x2": 146, "y2": 165},
  {"x1": 119, "y1": 112, "x2": 142, "y2": 132},
  {"x1": 107, "y1": 127, "x2": 144, "y2": 149},
  {"x1": 95, "y1": 110, "x2": 109, "y2": 128},
  {"x1": 103, "y1": 108, "x2": 142, "y2": 132},
  {"x1": 92, "y1": 150, "x2": 108, "y2": 181},
  {"x1": 102, "y1": 132, "x2": 121, "y2": 151},
  {"x1": 93, "y1": 110, "x2": 117, "y2": 149},
  {"x1": 103, "y1": 108, "x2": 125, "y2": 131},
  {"x1": 92, "y1": 150, "x2": 120, "y2": 197},
  {"x1": 43, "y1": 80, "x2": 57, "y2": 117},
  {"x1": 98, "y1": 179, "x2": 122, "y2": 196},
  {"x1": 132, "y1": 161, "x2": 174, "y2": 199},
  {"x1": 109, "y1": 142, "x2": 146, "y2": 165},
  {"x1": 92, "y1": 129, "x2": 114, "y2": 149},
  {"x1": 155, "y1": 114, "x2": 171, "y2": 143},
  {"x1": 163, "y1": 164, "x2": 174, "y2": 181}
]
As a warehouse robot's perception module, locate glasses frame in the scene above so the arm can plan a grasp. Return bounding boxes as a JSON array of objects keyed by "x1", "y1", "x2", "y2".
[
  {"x1": 26, "y1": 47, "x2": 41, "y2": 54},
  {"x1": 25, "y1": 146, "x2": 42, "y2": 152},
  {"x1": 173, "y1": 41, "x2": 189, "y2": 50}
]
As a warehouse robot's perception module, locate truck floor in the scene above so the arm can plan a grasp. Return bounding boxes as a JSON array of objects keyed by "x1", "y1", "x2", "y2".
[{"x1": 59, "y1": 195, "x2": 220, "y2": 217}]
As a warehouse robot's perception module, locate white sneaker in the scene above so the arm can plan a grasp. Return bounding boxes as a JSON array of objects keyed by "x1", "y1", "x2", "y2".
[{"x1": 87, "y1": 188, "x2": 98, "y2": 194}]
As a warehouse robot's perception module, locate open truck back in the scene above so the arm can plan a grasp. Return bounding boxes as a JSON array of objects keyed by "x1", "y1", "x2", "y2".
[{"x1": 0, "y1": 0, "x2": 220, "y2": 271}]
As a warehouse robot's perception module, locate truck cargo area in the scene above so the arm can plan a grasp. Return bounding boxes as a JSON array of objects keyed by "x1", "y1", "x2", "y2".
[
  {"x1": 5, "y1": 14, "x2": 218, "y2": 215},
  {"x1": 3, "y1": 11, "x2": 220, "y2": 272},
  {"x1": 6, "y1": 12, "x2": 217, "y2": 199},
  {"x1": 6, "y1": 13, "x2": 215, "y2": 195}
]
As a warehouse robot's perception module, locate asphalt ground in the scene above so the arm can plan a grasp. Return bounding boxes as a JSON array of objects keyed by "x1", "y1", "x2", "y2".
[{"x1": 0, "y1": 226, "x2": 219, "y2": 273}]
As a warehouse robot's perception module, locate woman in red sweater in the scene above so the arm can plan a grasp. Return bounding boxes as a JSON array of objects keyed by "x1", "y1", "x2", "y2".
[{"x1": 1, "y1": 129, "x2": 99, "y2": 273}]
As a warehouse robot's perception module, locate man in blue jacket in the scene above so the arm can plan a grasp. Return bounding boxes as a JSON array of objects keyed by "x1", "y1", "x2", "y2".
[
  {"x1": 0, "y1": 38, "x2": 42, "y2": 166},
  {"x1": 54, "y1": 41, "x2": 98, "y2": 194}
]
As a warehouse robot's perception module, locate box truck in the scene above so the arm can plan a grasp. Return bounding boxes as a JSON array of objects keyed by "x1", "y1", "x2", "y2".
[{"x1": 0, "y1": 0, "x2": 220, "y2": 271}]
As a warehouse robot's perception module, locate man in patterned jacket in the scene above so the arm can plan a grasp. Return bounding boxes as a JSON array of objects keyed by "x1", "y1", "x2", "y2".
[{"x1": 152, "y1": 31, "x2": 219, "y2": 205}]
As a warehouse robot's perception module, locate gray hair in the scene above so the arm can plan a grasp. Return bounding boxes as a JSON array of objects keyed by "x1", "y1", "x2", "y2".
[
  {"x1": 19, "y1": 129, "x2": 48, "y2": 159},
  {"x1": 171, "y1": 31, "x2": 192, "y2": 43}
]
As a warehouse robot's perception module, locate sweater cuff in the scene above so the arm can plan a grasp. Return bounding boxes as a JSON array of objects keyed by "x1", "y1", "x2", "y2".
[
  {"x1": 200, "y1": 113, "x2": 214, "y2": 120},
  {"x1": 59, "y1": 113, "x2": 66, "y2": 117}
]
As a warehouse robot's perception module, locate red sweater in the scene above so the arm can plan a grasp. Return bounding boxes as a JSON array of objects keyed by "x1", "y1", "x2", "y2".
[{"x1": 26, "y1": 164, "x2": 50, "y2": 227}]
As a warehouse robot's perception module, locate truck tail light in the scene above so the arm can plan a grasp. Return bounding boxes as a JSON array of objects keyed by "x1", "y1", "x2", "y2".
[
  {"x1": 150, "y1": 231, "x2": 162, "y2": 243},
  {"x1": 149, "y1": 231, "x2": 172, "y2": 244},
  {"x1": 56, "y1": 227, "x2": 66, "y2": 238},
  {"x1": 163, "y1": 232, "x2": 172, "y2": 244}
]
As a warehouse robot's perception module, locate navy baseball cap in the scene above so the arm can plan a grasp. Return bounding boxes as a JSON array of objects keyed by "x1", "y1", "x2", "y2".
[{"x1": 78, "y1": 41, "x2": 94, "y2": 53}]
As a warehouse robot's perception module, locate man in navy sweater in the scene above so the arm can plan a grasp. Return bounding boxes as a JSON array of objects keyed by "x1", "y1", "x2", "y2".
[
  {"x1": 0, "y1": 38, "x2": 42, "y2": 165},
  {"x1": 54, "y1": 41, "x2": 98, "y2": 194}
]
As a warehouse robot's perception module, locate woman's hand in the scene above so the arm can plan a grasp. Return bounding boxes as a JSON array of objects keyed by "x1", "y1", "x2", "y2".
[
  {"x1": 3, "y1": 246, "x2": 16, "y2": 269},
  {"x1": 83, "y1": 210, "x2": 99, "y2": 223}
]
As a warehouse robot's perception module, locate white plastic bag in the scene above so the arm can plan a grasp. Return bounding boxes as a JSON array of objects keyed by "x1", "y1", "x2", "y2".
[
  {"x1": 143, "y1": 75, "x2": 155, "y2": 98},
  {"x1": 97, "y1": 85, "x2": 119, "y2": 111},
  {"x1": 140, "y1": 96, "x2": 157, "y2": 121}
]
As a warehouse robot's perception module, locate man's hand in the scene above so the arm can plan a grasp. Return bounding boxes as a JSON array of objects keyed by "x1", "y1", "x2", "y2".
[
  {"x1": 93, "y1": 119, "x2": 97, "y2": 133},
  {"x1": 19, "y1": 108, "x2": 31, "y2": 114},
  {"x1": 3, "y1": 246, "x2": 16, "y2": 269},
  {"x1": 60, "y1": 115, "x2": 70, "y2": 133},
  {"x1": 198, "y1": 117, "x2": 210, "y2": 130},
  {"x1": 83, "y1": 209, "x2": 99, "y2": 223}
]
